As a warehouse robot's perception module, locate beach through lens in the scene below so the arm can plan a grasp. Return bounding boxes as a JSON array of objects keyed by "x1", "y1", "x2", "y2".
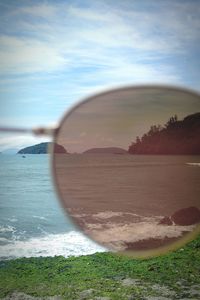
[{"x1": 53, "y1": 86, "x2": 200, "y2": 257}]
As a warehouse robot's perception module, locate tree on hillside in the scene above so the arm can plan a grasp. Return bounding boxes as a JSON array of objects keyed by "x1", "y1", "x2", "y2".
[{"x1": 128, "y1": 113, "x2": 200, "y2": 155}]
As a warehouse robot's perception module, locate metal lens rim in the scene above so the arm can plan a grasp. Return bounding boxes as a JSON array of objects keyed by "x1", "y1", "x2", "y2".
[{"x1": 51, "y1": 84, "x2": 200, "y2": 258}]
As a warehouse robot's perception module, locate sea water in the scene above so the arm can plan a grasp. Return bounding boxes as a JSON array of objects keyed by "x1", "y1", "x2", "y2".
[
  {"x1": 0, "y1": 155, "x2": 105, "y2": 260},
  {"x1": 0, "y1": 154, "x2": 200, "y2": 259},
  {"x1": 54, "y1": 154, "x2": 200, "y2": 250}
]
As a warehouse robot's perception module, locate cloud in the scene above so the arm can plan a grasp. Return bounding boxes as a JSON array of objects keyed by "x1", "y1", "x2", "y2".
[
  {"x1": 67, "y1": 1, "x2": 200, "y2": 53},
  {"x1": 0, "y1": 134, "x2": 51, "y2": 152},
  {"x1": 84, "y1": 60, "x2": 180, "y2": 86},
  {"x1": 0, "y1": 0, "x2": 199, "y2": 151},
  {"x1": 68, "y1": 5, "x2": 113, "y2": 22},
  {"x1": 0, "y1": 35, "x2": 67, "y2": 74},
  {"x1": 18, "y1": 3, "x2": 58, "y2": 18},
  {"x1": 0, "y1": 1, "x2": 195, "y2": 77}
]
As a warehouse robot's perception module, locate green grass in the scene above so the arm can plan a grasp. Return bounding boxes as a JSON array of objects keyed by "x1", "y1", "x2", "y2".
[{"x1": 0, "y1": 236, "x2": 200, "y2": 299}]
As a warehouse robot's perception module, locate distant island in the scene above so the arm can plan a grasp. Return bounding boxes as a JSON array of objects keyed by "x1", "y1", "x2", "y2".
[
  {"x1": 83, "y1": 147, "x2": 127, "y2": 154},
  {"x1": 17, "y1": 113, "x2": 200, "y2": 155},
  {"x1": 18, "y1": 142, "x2": 67, "y2": 154},
  {"x1": 128, "y1": 112, "x2": 200, "y2": 155}
]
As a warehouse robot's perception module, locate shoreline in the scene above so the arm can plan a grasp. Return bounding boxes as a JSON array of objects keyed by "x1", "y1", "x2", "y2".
[
  {"x1": 71, "y1": 210, "x2": 196, "y2": 252},
  {"x1": 1, "y1": 212, "x2": 197, "y2": 261},
  {"x1": 0, "y1": 230, "x2": 106, "y2": 261}
]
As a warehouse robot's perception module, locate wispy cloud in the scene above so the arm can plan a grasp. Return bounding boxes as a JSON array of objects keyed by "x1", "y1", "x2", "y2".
[
  {"x1": 1, "y1": 1, "x2": 195, "y2": 76},
  {"x1": 17, "y1": 3, "x2": 58, "y2": 18},
  {"x1": 0, "y1": 35, "x2": 67, "y2": 74},
  {"x1": 0, "y1": 134, "x2": 51, "y2": 152},
  {"x1": 0, "y1": 0, "x2": 199, "y2": 150}
]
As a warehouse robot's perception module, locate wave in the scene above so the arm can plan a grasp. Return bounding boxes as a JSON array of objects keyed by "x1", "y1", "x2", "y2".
[
  {"x1": 0, "y1": 230, "x2": 106, "y2": 261},
  {"x1": 33, "y1": 215, "x2": 48, "y2": 220},
  {"x1": 71, "y1": 211, "x2": 196, "y2": 251},
  {"x1": 0, "y1": 225, "x2": 16, "y2": 233},
  {"x1": 7, "y1": 218, "x2": 18, "y2": 223},
  {"x1": 187, "y1": 162, "x2": 200, "y2": 167},
  {"x1": 0, "y1": 237, "x2": 11, "y2": 243}
]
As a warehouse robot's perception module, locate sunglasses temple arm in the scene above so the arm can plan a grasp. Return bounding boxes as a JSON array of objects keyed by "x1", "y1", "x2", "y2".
[{"x1": 0, "y1": 127, "x2": 57, "y2": 136}]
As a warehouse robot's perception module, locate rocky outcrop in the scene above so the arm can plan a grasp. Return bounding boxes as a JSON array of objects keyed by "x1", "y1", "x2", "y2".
[
  {"x1": 159, "y1": 206, "x2": 200, "y2": 226},
  {"x1": 171, "y1": 206, "x2": 200, "y2": 226}
]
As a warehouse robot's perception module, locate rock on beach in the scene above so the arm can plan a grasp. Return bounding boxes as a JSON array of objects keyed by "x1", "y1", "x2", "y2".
[{"x1": 159, "y1": 206, "x2": 200, "y2": 226}]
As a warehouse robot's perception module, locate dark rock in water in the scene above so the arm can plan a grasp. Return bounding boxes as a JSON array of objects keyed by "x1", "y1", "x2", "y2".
[
  {"x1": 159, "y1": 216, "x2": 173, "y2": 225},
  {"x1": 171, "y1": 206, "x2": 200, "y2": 226}
]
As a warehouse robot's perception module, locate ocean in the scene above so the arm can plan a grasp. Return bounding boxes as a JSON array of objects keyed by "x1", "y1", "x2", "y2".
[
  {"x1": 0, "y1": 155, "x2": 105, "y2": 260},
  {"x1": 54, "y1": 154, "x2": 200, "y2": 252},
  {"x1": 0, "y1": 154, "x2": 200, "y2": 259}
]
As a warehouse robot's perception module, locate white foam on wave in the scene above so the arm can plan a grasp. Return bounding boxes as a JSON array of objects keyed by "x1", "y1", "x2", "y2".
[
  {"x1": 7, "y1": 218, "x2": 18, "y2": 223},
  {"x1": 0, "y1": 225, "x2": 15, "y2": 233},
  {"x1": 187, "y1": 162, "x2": 200, "y2": 167},
  {"x1": 0, "y1": 237, "x2": 11, "y2": 243},
  {"x1": 33, "y1": 215, "x2": 48, "y2": 220},
  {"x1": 89, "y1": 221, "x2": 195, "y2": 246},
  {"x1": 0, "y1": 230, "x2": 106, "y2": 260}
]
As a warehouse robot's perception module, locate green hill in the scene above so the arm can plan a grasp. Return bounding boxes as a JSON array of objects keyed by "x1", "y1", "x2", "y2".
[
  {"x1": 18, "y1": 142, "x2": 67, "y2": 154},
  {"x1": 128, "y1": 112, "x2": 200, "y2": 155}
]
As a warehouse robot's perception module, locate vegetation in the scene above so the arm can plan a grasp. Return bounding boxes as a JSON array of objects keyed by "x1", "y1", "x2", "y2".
[
  {"x1": 128, "y1": 112, "x2": 200, "y2": 154},
  {"x1": 0, "y1": 235, "x2": 200, "y2": 299},
  {"x1": 18, "y1": 142, "x2": 67, "y2": 154}
]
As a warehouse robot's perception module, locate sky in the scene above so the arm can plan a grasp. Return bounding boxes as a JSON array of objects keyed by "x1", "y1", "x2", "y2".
[
  {"x1": 0, "y1": 0, "x2": 200, "y2": 152},
  {"x1": 57, "y1": 87, "x2": 200, "y2": 152}
]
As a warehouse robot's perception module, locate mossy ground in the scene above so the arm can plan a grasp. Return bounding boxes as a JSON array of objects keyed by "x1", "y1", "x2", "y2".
[{"x1": 0, "y1": 236, "x2": 200, "y2": 299}]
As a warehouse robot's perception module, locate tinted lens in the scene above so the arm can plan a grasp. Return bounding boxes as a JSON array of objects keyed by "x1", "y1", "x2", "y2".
[{"x1": 53, "y1": 86, "x2": 200, "y2": 257}]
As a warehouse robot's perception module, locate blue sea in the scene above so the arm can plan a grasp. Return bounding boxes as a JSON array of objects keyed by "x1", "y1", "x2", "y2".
[{"x1": 0, "y1": 155, "x2": 105, "y2": 260}]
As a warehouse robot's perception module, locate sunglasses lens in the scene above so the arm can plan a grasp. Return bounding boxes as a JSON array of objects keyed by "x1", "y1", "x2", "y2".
[{"x1": 53, "y1": 86, "x2": 200, "y2": 257}]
